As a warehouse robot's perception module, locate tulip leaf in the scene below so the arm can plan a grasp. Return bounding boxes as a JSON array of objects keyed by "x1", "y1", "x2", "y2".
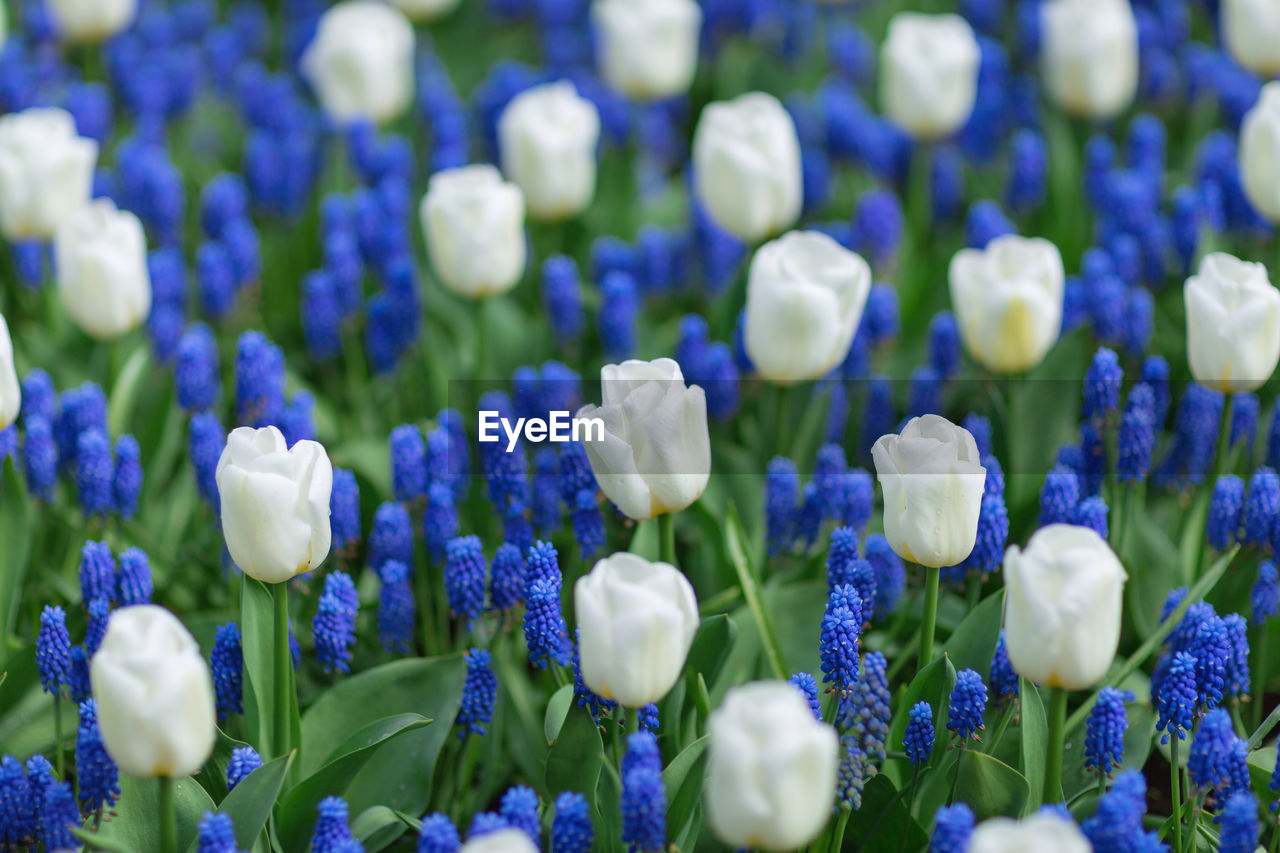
[
  {"x1": 276, "y1": 713, "x2": 432, "y2": 851},
  {"x1": 296, "y1": 654, "x2": 464, "y2": 822},
  {"x1": 183, "y1": 751, "x2": 294, "y2": 853},
  {"x1": 238, "y1": 576, "x2": 275, "y2": 758},
  {"x1": 885, "y1": 654, "x2": 957, "y2": 787},
  {"x1": 1019, "y1": 680, "x2": 1048, "y2": 813},
  {"x1": 725, "y1": 502, "x2": 788, "y2": 679},
  {"x1": 663, "y1": 735, "x2": 708, "y2": 846},
  {"x1": 545, "y1": 683, "x2": 576, "y2": 745},
  {"x1": 1124, "y1": 507, "x2": 1182, "y2": 639},
  {"x1": 87, "y1": 775, "x2": 215, "y2": 852},
  {"x1": 195, "y1": 727, "x2": 255, "y2": 803},
  {"x1": 106, "y1": 342, "x2": 151, "y2": 437},
  {"x1": 351, "y1": 805, "x2": 422, "y2": 852},
  {"x1": 941, "y1": 589, "x2": 1004, "y2": 675},
  {"x1": 952, "y1": 750, "x2": 1030, "y2": 820},
  {"x1": 842, "y1": 773, "x2": 928, "y2": 853},
  {"x1": 0, "y1": 457, "x2": 34, "y2": 668},
  {"x1": 684, "y1": 614, "x2": 737, "y2": 694},
  {"x1": 545, "y1": 705, "x2": 605, "y2": 800}
]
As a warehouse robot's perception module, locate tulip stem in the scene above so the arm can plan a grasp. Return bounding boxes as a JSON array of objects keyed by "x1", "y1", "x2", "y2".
[
  {"x1": 658, "y1": 513, "x2": 675, "y2": 566},
  {"x1": 273, "y1": 581, "x2": 292, "y2": 761},
  {"x1": 1043, "y1": 687, "x2": 1068, "y2": 806},
  {"x1": 159, "y1": 776, "x2": 177, "y2": 853},
  {"x1": 827, "y1": 807, "x2": 851, "y2": 853},
  {"x1": 917, "y1": 565, "x2": 940, "y2": 675},
  {"x1": 53, "y1": 695, "x2": 64, "y2": 781},
  {"x1": 1214, "y1": 391, "x2": 1234, "y2": 480}
]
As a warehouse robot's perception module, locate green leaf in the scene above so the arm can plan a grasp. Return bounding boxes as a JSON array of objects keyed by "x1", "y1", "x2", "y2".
[
  {"x1": 885, "y1": 655, "x2": 957, "y2": 786},
  {"x1": 88, "y1": 776, "x2": 215, "y2": 852},
  {"x1": 544, "y1": 705, "x2": 605, "y2": 799},
  {"x1": 238, "y1": 577, "x2": 275, "y2": 757},
  {"x1": 276, "y1": 713, "x2": 432, "y2": 852},
  {"x1": 107, "y1": 343, "x2": 151, "y2": 436},
  {"x1": 843, "y1": 774, "x2": 928, "y2": 853},
  {"x1": 0, "y1": 457, "x2": 34, "y2": 668},
  {"x1": 351, "y1": 805, "x2": 421, "y2": 852},
  {"x1": 183, "y1": 752, "x2": 293, "y2": 853},
  {"x1": 684, "y1": 614, "x2": 738, "y2": 691},
  {"x1": 544, "y1": 683, "x2": 575, "y2": 745},
  {"x1": 298, "y1": 654, "x2": 465, "y2": 820},
  {"x1": 942, "y1": 590, "x2": 1003, "y2": 675},
  {"x1": 663, "y1": 736, "x2": 708, "y2": 844},
  {"x1": 953, "y1": 751, "x2": 1030, "y2": 820},
  {"x1": 1019, "y1": 681, "x2": 1047, "y2": 813},
  {"x1": 724, "y1": 502, "x2": 787, "y2": 679}
]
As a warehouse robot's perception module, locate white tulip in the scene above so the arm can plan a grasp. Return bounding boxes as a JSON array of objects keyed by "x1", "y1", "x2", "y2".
[
  {"x1": 692, "y1": 92, "x2": 802, "y2": 242},
  {"x1": 46, "y1": 0, "x2": 136, "y2": 43},
  {"x1": 1184, "y1": 252, "x2": 1280, "y2": 393},
  {"x1": 704, "y1": 681, "x2": 838, "y2": 852},
  {"x1": 591, "y1": 0, "x2": 702, "y2": 99},
  {"x1": 1003, "y1": 524, "x2": 1126, "y2": 690},
  {"x1": 1241, "y1": 83, "x2": 1280, "y2": 223},
  {"x1": 55, "y1": 199, "x2": 152, "y2": 341},
  {"x1": 498, "y1": 81, "x2": 601, "y2": 221},
  {"x1": 575, "y1": 553, "x2": 699, "y2": 708},
  {"x1": 577, "y1": 358, "x2": 710, "y2": 521},
  {"x1": 744, "y1": 231, "x2": 872, "y2": 383},
  {"x1": 216, "y1": 426, "x2": 334, "y2": 584},
  {"x1": 1223, "y1": 0, "x2": 1280, "y2": 76},
  {"x1": 390, "y1": 0, "x2": 462, "y2": 22},
  {"x1": 871, "y1": 415, "x2": 986, "y2": 568},
  {"x1": 0, "y1": 108, "x2": 97, "y2": 240},
  {"x1": 89, "y1": 606, "x2": 217, "y2": 779},
  {"x1": 0, "y1": 314, "x2": 19, "y2": 431},
  {"x1": 459, "y1": 829, "x2": 539, "y2": 853},
  {"x1": 420, "y1": 164, "x2": 527, "y2": 300},
  {"x1": 300, "y1": 1, "x2": 415, "y2": 125},
  {"x1": 879, "y1": 13, "x2": 980, "y2": 140},
  {"x1": 969, "y1": 813, "x2": 1092, "y2": 853},
  {"x1": 1040, "y1": 0, "x2": 1138, "y2": 120},
  {"x1": 948, "y1": 235, "x2": 1065, "y2": 374}
]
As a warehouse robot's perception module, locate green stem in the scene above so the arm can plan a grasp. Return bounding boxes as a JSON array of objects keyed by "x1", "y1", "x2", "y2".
[
  {"x1": 1254, "y1": 623, "x2": 1270, "y2": 732},
  {"x1": 658, "y1": 513, "x2": 676, "y2": 566},
  {"x1": 53, "y1": 694, "x2": 64, "y2": 781},
  {"x1": 896, "y1": 768, "x2": 921, "y2": 853},
  {"x1": 1214, "y1": 391, "x2": 1234, "y2": 480},
  {"x1": 773, "y1": 383, "x2": 789, "y2": 459},
  {"x1": 983, "y1": 704, "x2": 1016, "y2": 755},
  {"x1": 1043, "y1": 687, "x2": 1068, "y2": 806},
  {"x1": 272, "y1": 581, "x2": 292, "y2": 760},
  {"x1": 1186, "y1": 797, "x2": 1202, "y2": 853},
  {"x1": 474, "y1": 298, "x2": 489, "y2": 384},
  {"x1": 827, "y1": 808, "x2": 851, "y2": 853},
  {"x1": 918, "y1": 565, "x2": 940, "y2": 675},
  {"x1": 452, "y1": 735, "x2": 481, "y2": 824},
  {"x1": 159, "y1": 776, "x2": 177, "y2": 853},
  {"x1": 1170, "y1": 736, "x2": 1182, "y2": 853}
]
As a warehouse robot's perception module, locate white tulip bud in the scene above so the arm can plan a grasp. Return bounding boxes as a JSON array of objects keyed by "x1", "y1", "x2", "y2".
[
  {"x1": 871, "y1": 415, "x2": 986, "y2": 568},
  {"x1": 459, "y1": 829, "x2": 539, "y2": 853},
  {"x1": 389, "y1": 0, "x2": 462, "y2": 22},
  {"x1": 300, "y1": 1, "x2": 415, "y2": 125},
  {"x1": 0, "y1": 107, "x2": 97, "y2": 240},
  {"x1": 968, "y1": 813, "x2": 1093, "y2": 853},
  {"x1": 1040, "y1": 0, "x2": 1138, "y2": 120},
  {"x1": 89, "y1": 605, "x2": 217, "y2": 779},
  {"x1": 575, "y1": 553, "x2": 699, "y2": 707},
  {"x1": 421, "y1": 164, "x2": 527, "y2": 300},
  {"x1": 591, "y1": 0, "x2": 702, "y2": 99},
  {"x1": 55, "y1": 199, "x2": 152, "y2": 341},
  {"x1": 704, "y1": 681, "x2": 838, "y2": 852},
  {"x1": 1184, "y1": 252, "x2": 1280, "y2": 393},
  {"x1": 216, "y1": 426, "x2": 334, "y2": 584},
  {"x1": 692, "y1": 92, "x2": 802, "y2": 242},
  {"x1": 744, "y1": 231, "x2": 872, "y2": 383},
  {"x1": 498, "y1": 81, "x2": 601, "y2": 222},
  {"x1": 577, "y1": 358, "x2": 710, "y2": 521},
  {"x1": 1003, "y1": 524, "x2": 1126, "y2": 690},
  {"x1": 1223, "y1": 0, "x2": 1280, "y2": 76},
  {"x1": 948, "y1": 235, "x2": 1065, "y2": 374},
  {"x1": 1240, "y1": 83, "x2": 1280, "y2": 223},
  {"x1": 879, "y1": 13, "x2": 980, "y2": 140},
  {"x1": 46, "y1": 0, "x2": 137, "y2": 43},
  {"x1": 0, "y1": 313, "x2": 19, "y2": 431}
]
